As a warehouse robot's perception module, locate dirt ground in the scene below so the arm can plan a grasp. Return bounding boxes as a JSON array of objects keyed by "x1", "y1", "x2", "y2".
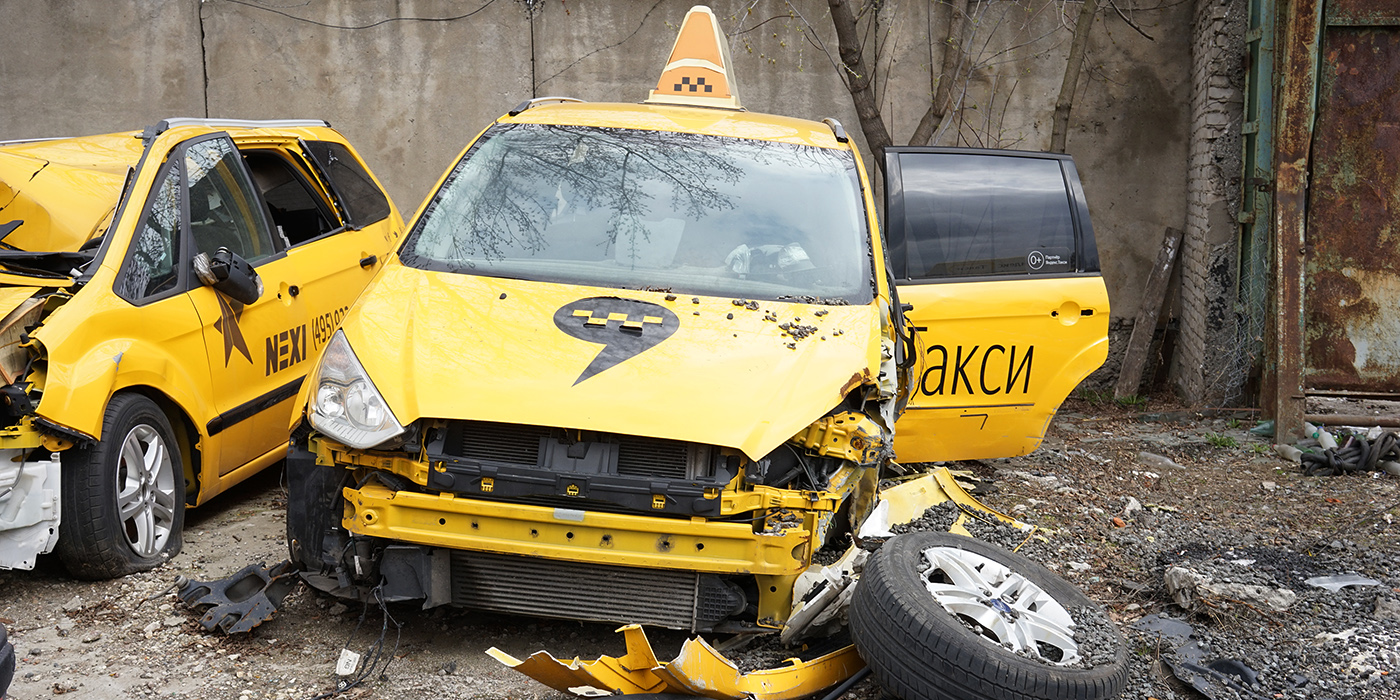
[{"x1": 1, "y1": 397, "x2": 1397, "y2": 700}]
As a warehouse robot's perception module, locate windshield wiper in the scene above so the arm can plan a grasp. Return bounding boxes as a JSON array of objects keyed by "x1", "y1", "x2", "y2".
[{"x1": 0, "y1": 250, "x2": 92, "y2": 278}]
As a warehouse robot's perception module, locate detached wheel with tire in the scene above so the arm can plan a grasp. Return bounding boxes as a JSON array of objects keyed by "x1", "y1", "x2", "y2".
[
  {"x1": 56, "y1": 394, "x2": 186, "y2": 579},
  {"x1": 849, "y1": 532, "x2": 1128, "y2": 700}
]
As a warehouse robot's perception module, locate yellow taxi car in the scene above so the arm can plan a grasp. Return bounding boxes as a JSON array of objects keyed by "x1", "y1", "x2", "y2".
[
  {"x1": 0, "y1": 119, "x2": 402, "y2": 578},
  {"x1": 286, "y1": 7, "x2": 1107, "y2": 633}
]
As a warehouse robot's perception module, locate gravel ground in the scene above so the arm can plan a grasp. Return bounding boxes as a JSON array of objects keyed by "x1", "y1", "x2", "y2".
[{"x1": 1, "y1": 398, "x2": 1396, "y2": 699}]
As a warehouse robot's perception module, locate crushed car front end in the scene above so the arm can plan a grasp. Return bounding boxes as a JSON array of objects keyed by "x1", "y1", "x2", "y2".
[{"x1": 286, "y1": 103, "x2": 906, "y2": 632}]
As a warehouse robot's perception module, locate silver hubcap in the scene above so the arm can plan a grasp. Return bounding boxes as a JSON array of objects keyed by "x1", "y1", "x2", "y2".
[
  {"x1": 919, "y1": 546, "x2": 1080, "y2": 665},
  {"x1": 115, "y1": 424, "x2": 176, "y2": 557}
]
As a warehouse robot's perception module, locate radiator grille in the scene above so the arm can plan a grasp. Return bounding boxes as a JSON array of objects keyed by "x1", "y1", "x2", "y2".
[
  {"x1": 616, "y1": 436, "x2": 690, "y2": 479},
  {"x1": 451, "y1": 551, "x2": 699, "y2": 629},
  {"x1": 451, "y1": 421, "x2": 547, "y2": 465}
]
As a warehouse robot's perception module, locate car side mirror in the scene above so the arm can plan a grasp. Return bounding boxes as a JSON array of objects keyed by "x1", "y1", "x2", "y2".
[{"x1": 193, "y1": 248, "x2": 263, "y2": 305}]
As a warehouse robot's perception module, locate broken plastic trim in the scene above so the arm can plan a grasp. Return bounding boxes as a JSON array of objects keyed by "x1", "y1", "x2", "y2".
[
  {"x1": 489, "y1": 624, "x2": 865, "y2": 700},
  {"x1": 176, "y1": 560, "x2": 300, "y2": 634},
  {"x1": 0, "y1": 452, "x2": 61, "y2": 571}
]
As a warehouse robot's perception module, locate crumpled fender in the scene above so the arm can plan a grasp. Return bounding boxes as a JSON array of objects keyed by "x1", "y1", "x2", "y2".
[{"x1": 35, "y1": 333, "x2": 212, "y2": 443}]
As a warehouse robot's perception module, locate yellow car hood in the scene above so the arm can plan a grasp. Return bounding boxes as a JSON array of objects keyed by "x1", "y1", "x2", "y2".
[
  {"x1": 344, "y1": 264, "x2": 882, "y2": 459},
  {"x1": 0, "y1": 131, "x2": 143, "y2": 254}
]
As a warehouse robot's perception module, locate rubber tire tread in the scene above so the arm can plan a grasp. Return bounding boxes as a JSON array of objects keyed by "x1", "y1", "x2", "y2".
[
  {"x1": 0, "y1": 621, "x2": 14, "y2": 698},
  {"x1": 55, "y1": 393, "x2": 186, "y2": 580},
  {"x1": 849, "y1": 532, "x2": 1128, "y2": 700}
]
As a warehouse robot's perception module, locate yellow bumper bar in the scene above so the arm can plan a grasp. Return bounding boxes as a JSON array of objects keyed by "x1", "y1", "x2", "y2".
[{"x1": 342, "y1": 483, "x2": 812, "y2": 576}]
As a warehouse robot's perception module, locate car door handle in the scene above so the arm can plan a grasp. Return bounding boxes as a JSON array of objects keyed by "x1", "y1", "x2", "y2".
[{"x1": 360, "y1": 255, "x2": 378, "y2": 268}]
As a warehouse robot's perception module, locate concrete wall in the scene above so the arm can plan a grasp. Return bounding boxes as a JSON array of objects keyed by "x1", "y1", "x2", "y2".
[
  {"x1": 0, "y1": 1, "x2": 205, "y2": 136},
  {"x1": 1, "y1": 0, "x2": 1197, "y2": 370},
  {"x1": 1173, "y1": 0, "x2": 1246, "y2": 404}
]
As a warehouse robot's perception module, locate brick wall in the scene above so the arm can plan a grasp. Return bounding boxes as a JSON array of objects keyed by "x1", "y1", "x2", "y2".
[{"x1": 1172, "y1": 0, "x2": 1246, "y2": 404}]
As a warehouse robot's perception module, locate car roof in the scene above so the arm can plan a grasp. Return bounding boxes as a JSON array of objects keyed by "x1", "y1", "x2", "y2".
[
  {"x1": 500, "y1": 101, "x2": 849, "y2": 150},
  {"x1": 0, "y1": 119, "x2": 339, "y2": 254}
]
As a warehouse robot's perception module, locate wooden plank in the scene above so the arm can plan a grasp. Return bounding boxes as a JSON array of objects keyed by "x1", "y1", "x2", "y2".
[{"x1": 1114, "y1": 227, "x2": 1183, "y2": 399}]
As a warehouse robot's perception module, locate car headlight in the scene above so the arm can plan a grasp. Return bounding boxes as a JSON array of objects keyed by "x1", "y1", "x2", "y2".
[{"x1": 308, "y1": 330, "x2": 404, "y2": 449}]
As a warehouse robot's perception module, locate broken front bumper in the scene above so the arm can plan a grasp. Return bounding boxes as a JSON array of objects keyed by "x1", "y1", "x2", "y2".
[
  {"x1": 338, "y1": 482, "x2": 814, "y2": 631},
  {"x1": 290, "y1": 433, "x2": 844, "y2": 631}
]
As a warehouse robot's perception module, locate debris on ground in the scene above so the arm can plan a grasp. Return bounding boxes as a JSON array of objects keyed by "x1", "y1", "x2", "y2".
[
  {"x1": 1299, "y1": 429, "x2": 1400, "y2": 477},
  {"x1": 176, "y1": 560, "x2": 300, "y2": 634},
  {"x1": 1163, "y1": 565, "x2": 1298, "y2": 612},
  {"x1": 1133, "y1": 614, "x2": 1271, "y2": 700},
  {"x1": 1305, "y1": 573, "x2": 1384, "y2": 592},
  {"x1": 488, "y1": 624, "x2": 864, "y2": 700}
]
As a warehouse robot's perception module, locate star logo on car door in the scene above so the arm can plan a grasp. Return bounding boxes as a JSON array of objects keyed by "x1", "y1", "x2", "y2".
[{"x1": 213, "y1": 293, "x2": 252, "y2": 366}]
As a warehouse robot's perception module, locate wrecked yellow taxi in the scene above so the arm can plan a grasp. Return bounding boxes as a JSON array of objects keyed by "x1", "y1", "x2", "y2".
[
  {"x1": 286, "y1": 5, "x2": 1108, "y2": 637},
  {"x1": 0, "y1": 119, "x2": 402, "y2": 578}
]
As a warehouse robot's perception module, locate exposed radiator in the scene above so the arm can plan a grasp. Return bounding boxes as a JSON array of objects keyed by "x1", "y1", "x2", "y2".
[{"x1": 449, "y1": 550, "x2": 742, "y2": 631}]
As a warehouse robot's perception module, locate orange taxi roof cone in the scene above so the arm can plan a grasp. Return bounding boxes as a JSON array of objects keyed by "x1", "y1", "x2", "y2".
[{"x1": 644, "y1": 6, "x2": 743, "y2": 110}]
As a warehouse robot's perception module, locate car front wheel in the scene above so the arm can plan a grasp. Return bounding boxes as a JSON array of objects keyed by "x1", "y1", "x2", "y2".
[{"x1": 56, "y1": 394, "x2": 186, "y2": 579}]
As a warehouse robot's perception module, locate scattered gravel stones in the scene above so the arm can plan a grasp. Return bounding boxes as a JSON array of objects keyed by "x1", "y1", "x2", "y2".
[
  {"x1": 1064, "y1": 605, "x2": 1120, "y2": 670},
  {"x1": 888, "y1": 501, "x2": 960, "y2": 534}
]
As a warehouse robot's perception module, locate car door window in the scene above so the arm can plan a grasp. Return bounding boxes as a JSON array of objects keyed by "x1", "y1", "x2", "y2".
[
  {"x1": 892, "y1": 153, "x2": 1077, "y2": 279},
  {"x1": 243, "y1": 150, "x2": 340, "y2": 247},
  {"x1": 185, "y1": 138, "x2": 279, "y2": 264},
  {"x1": 117, "y1": 163, "x2": 183, "y2": 302},
  {"x1": 305, "y1": 141, "x2": 391, "y2": 228}
]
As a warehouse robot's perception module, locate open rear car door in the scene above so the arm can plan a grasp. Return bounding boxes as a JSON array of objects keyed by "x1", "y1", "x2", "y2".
[{"x1": 887, "y1": 148, "x2": 1110, "y2": 463}]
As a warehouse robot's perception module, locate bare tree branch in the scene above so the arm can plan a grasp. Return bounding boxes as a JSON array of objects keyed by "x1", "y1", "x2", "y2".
[
  {"x1": 1110, "y1": 0, "x2": 1156, "y2": 41},
  {"x1": 1050, "y1": 0, "x2": 1098, "y2": 153},
  {"x1": 778, "y1": 2, "x2": 846, "y2": 80},
  {"x1": 909, "y1": 0, "x2": 971, "y2": 146},
  {"x1": 828, "y1": 0, "x2": 893, "y2": 161}
]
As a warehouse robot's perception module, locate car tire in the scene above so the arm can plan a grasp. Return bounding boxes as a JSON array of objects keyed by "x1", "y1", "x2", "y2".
[
  {"x1": 849, "y1": 532, "x2": 1128, "y2": 700},
  {"x1": 56, "y1": 394, "x2": 186, "y2": 580},
  {"x1": 0, "y1": 621, "x2": 14, "y2": 699}
]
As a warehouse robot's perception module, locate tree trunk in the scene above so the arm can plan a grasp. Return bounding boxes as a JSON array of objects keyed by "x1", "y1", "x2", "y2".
[
  {"x1": 829, "y1": 0, "x2": 892, "y2": 164},
  {"x1": 909, "y1": 0, "x2": 970, "y2": 147},
  {"x1": 1050, "y1": 0, "x2": 1098, "y2": 153}
]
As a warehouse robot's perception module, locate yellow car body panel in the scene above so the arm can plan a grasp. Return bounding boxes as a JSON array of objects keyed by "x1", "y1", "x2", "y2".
[
  {"x1": 343, "y1": 263, "x2": 883, "y2": 459},
  {"x1": 490, "y1": 625, "x2": 865, "y2": 700},
  {"x1": 0, "y1": 131, "x2": 144, "y2": 254},
  {"x1": 894, "y1": 276, "x2": 1111, "y2": 462},
  {"x1": 0, "y1": 120, "x2": 403, "y2": 572}
]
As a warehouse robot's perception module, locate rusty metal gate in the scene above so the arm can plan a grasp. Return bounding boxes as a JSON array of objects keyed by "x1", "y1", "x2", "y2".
[{"x1": 1302, "y1": 0, "x2": 1400, "y2": 395}]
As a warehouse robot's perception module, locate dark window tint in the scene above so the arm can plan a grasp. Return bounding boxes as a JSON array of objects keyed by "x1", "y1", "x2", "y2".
[
  {"x1": 306, "y1": 141, "x2": 391, "y2": 228},
  {"x1": 896, "y1": 153, "x2": 1075, "y2": 279},
  {"x1": 119, "y1": 164, "x2": 182, "y2": 301}
]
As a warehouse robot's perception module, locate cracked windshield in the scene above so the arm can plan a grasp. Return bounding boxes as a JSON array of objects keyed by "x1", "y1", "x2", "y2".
[{"x1": 402, "y1": 123, "x2": 871, "y2": 302}]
